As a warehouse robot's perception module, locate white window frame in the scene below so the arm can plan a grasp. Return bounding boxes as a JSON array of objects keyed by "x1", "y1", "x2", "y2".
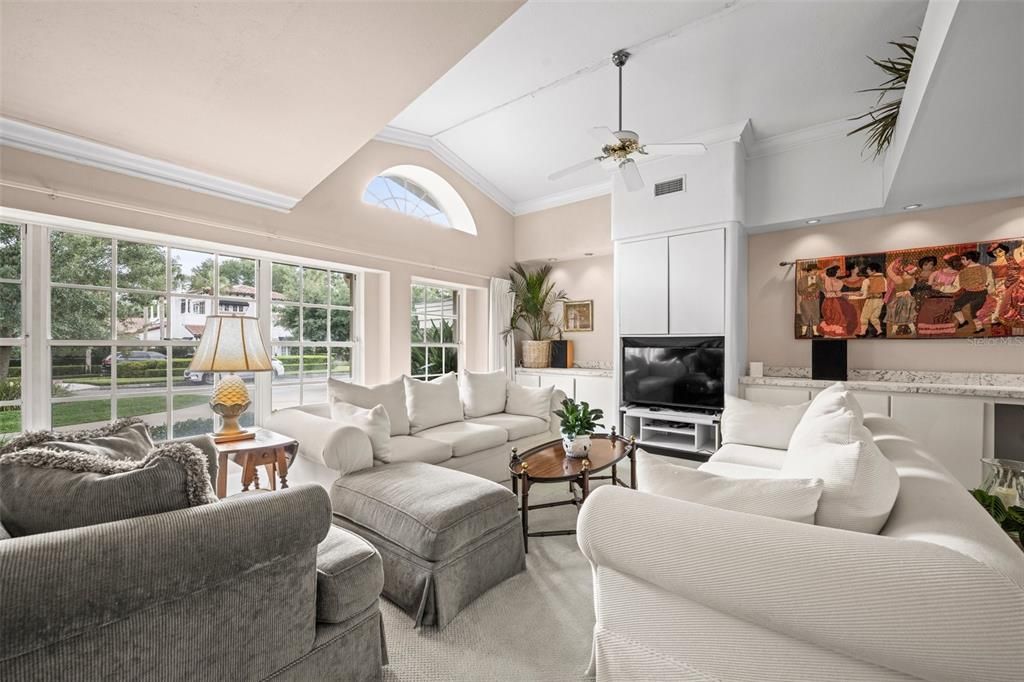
[
  {"x1": 0, "y1": 222, "x2": 27, "y2": 434},
  {"x1": 268, "y1": 261, "x2": 359, "y2": 411},
  {"x1": 409, "y1": 279, "x2": 463, "y2": 380},
  {"x1": 0, "y1": 207, "x2": 365, "y2": 437}
]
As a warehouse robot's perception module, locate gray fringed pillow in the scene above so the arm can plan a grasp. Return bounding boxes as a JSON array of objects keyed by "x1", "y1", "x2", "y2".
[{"x1": 0, "y1": 441, "x2": 218, "y2": 537}]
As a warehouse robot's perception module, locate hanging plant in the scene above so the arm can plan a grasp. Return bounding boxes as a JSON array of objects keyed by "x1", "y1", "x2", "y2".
[{"x1": 848, "y1": 35, "x2": 918, "y2": 159}]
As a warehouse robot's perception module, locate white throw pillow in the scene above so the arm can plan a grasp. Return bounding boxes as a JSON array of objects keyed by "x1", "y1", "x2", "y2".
[
  {"x1": 782, "y1": 384, "x2": 899, "y2": 533},
  {"x1": 404, "y1": 373, "x2": 464, "y2": 434},
  {"x1": 330, "y1": 401, "x2": 392, "y2": 461},
  {"x1": 721, "y1": 395, "x2": 810, "y2": 450},
  {"x1": 328, "y1": 376, "x2": 409, "y2": 436},
  {"x1": 505, "y1": 382, "x2": 554, "y2": 422},
  {"x1": 637, "y1": 452, "x2": 823, "y2": 524},
  {"x1": 461, "y1": 370, "x2": 508, "y2": 418}
]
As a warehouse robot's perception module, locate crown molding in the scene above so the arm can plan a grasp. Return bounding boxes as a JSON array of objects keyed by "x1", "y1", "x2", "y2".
[
  {"x1": 744, "y1": 117, "x2": 853, "y2": 159},
  {"x1": 374, "y1": 125, "x2": 515, "y2": 215},
  {"x1": 0, "y1": 117, "x2": 299, "y2": 212},
  {"x1": 512, "y1": 181, "x2": 612, "y2": 216}
]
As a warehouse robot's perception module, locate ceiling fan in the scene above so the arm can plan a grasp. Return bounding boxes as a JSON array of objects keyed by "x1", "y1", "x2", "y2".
[{"x1": 548, "y1": 50, "x2": 707, "y2": 192}]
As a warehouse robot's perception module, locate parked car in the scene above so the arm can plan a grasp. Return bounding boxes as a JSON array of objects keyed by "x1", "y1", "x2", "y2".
[
  {"x1": 101, "y1": 350, "x2": 167, "y2": 374},
  {"x1": 182, "y1": 358, "x2": 285, "y2": 384}
]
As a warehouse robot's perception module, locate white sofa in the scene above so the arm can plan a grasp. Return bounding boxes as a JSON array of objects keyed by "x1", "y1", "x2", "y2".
[
  {"x1": 578, "y1": 413, "x2": 1024, "y2": 681},
  {"x1": 266, "y1": 377, "x2": 566, "y2": 487}
]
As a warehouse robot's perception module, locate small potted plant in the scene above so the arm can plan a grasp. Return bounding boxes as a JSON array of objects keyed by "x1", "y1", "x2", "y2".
[{"x1": 554, "y1": 398, "x2": 605, "y2": 458}]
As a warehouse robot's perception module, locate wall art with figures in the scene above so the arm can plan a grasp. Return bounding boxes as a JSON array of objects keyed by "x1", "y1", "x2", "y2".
[{"x1": 794, "y1": 237, "x2": 1024, "y2": 339}]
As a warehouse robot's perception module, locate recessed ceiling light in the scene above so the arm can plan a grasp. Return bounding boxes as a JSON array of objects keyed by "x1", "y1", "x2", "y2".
[
  {"x1": 806, "y1": 219, "x2": 821, "y2": 225},
  {"x1": 547, "y1": 258, "x2": 558, "y2": 262},
  {"x1": 583, "y1": 252, "x2": 594, "y2": 257},
  {"x1": 903, "y1": 203, "x2": 923, "y2": 210}
]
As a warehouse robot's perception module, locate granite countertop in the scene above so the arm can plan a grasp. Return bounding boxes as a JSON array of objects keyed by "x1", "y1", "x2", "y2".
[
  {"x1": 515, "y1": 366, "x2": 614, "y2": 378},
  {"x1": 741, "y1": 368, "x2": 1024, "y2": 400}
]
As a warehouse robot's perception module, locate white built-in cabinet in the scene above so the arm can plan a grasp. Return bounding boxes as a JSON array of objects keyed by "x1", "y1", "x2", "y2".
[
  {"x1": 515, "y1": 370, "x2": 616, "y2": 431},
  {"x1": 618, "y1": 228, "x2": 725, "y2": 336},
  {"x1": 617, "y1": 238, "x2": 668, "y2": 335},
  {"x1": 669, "y1": 229, "x2": 725, "y2": 335}
]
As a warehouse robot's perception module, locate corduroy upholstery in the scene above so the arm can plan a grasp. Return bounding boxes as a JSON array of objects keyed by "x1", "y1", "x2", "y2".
[
  {"x1": 578, "y1": 417, "x2": 1024, "y2": 682},
  {"x1": 0, "y1": 485, "x2": 387, "y2": 681}
]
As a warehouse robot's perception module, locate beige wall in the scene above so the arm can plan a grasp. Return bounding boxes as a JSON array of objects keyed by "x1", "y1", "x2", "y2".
[
  {"x1": 514, "y1": 195, "x2": 612, "y2": 263},
  {"x1": 548, "y1": 255, "x2": 614, "y2": 367},
  {"x1": 0, "y1": 140, "x2": 515, "y2": 382},
  {"x1": 747, "y1": 197, "x2": 1024, "y2": 372}
]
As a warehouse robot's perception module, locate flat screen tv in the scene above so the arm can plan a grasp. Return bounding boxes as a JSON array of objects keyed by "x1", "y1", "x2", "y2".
[{"x1": 621, "y1": 336, "x2": 725, "y2": 410}]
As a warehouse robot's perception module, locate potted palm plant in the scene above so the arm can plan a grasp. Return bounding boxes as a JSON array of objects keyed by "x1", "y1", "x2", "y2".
[
  {"x1": 555, "y1": 398, "x2": 605, "y2": 458},
  {"x1": 506, "y1": 263, "x2": 567, "y2": 368}
]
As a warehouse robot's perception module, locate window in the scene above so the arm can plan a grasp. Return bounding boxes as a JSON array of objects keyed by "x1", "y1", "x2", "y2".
[
  {"x1": 410, "y1": 284, "x2": 459, "y2": 381},
  {"x1": 0, "y1": 223, "x2": 24, "y2": 435},
  {"x1": 363, "y1": 175, "x2": 451, "y2": 227},
  {"x1": 361, "y1": 164, "x2": 477, "y2": 235},
  {"x1": 47, "y1": 231, "x2": 264, "y2": 438},
  {"x1": 270, "y1": 263, "x2": 356, "y2": 410},
  {"x1": 1, "y1": 217, "x2": 361, "y2": 438}
]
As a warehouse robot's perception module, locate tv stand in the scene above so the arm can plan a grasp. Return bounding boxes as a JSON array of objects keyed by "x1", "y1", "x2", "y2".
[{"x1": 621, "y1": 405, "x2": 721, "y2": 459}]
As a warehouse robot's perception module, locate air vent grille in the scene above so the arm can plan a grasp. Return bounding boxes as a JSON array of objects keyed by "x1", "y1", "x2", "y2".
[{"x1": 654, "y1": 176, "x2": 686, "y2": 197}]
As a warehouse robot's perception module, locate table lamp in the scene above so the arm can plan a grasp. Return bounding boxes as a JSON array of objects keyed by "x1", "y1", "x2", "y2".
[{"x1": 188, "y1": 315, "x2": 273, "y2": 443}]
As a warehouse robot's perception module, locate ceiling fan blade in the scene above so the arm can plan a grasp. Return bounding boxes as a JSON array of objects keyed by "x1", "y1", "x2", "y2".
[
  {"x1": 642, "y1": 142, "x2": 708, "y2": 156},
  {"x1": 619, "y1": 159, "x2": 644, "y2": 192},
  {"x1": 548, "y1": 157, "x2": 603, "y2": 181},
  {"x1": 590, "y1": 126, "x2": 622, "y2": 147}
]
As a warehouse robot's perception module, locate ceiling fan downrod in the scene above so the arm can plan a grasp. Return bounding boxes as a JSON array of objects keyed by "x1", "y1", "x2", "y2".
[{"x1": 612, "y1": 50, "x2": 630, "y2": 133}]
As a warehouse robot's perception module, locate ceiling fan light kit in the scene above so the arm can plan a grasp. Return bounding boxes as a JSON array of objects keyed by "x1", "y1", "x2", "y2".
[{"x1": 548, "y1": 49, "x2": 707, "y2": 191}]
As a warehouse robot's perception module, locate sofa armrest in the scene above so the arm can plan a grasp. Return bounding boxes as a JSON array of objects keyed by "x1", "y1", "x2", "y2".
[
  {"x1": 315, "y1": 526, "x2": 384, "y2": 624},
  {"x1": 577, "y1": 485, "x2": 1024, "y2": 682},
  {"x1": 172, "y1": 433, "x2": 219, "y2": 483},
  {"x1": 265, "y1": 408, "x2": 374, "y2": 475},
  {"x1": 0, "y1": 485, "x2": 331, "y2": 661},
  {"x1": 548, "y1": 388, "x2": 567, "y2": 433}
]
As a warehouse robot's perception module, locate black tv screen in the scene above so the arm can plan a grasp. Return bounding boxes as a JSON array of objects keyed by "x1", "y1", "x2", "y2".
[{"x1": 621, "y1": 336, "x2": 725, "y2": 410}]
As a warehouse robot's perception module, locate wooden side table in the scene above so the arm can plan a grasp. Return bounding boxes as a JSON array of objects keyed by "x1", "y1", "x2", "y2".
[{"x1": 214, "y1": 429, "x2": 299, "y2": 499}]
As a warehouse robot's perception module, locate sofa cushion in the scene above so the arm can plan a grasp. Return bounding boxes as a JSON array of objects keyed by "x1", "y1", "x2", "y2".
[
  {"x1": 330, "y1": 401, "x2": 392, "y2": 461},
  {"x1": 328, "y1": 376, "x2": 410, "y2": 436},
  {"x1": 415, "y1": 421, "x2": 508, "y2": 457},
  {"x1": 467, "y1": 413, "x2": 549, "y2": 441},
  {"x1": 461, "y1": 369, "x2": 509, "y2": 418},
  {"x1": 387, "y1": 436, "x2": 452, "y2": 465},
  {"x1": 708, "y1": 443, "x2": 787, "y2": 470},
  {"x1": 721, "y1": 395, "x2": 809, "y2": 450},
  {"x1": 638, "y1": 452, "x2": 823, "y2": 524},
  {"x1": 315, "y1": 525, "x2": 384, "y2": 624},
  {"x1": 405, "y1": 373, "x2": 464, "y2": 434},
  {"x1": 505, "y1": 382, "x2": 553, "y2": 421},
  {"x1": 783, "y1": 384, "x2": 899, "y2": 533},
  {"x1": 0, "y1": 441, "x2": 218, "y2": 537},
  {"x1": 331, "y1": 462, "x2": 518, "y2": 561}
]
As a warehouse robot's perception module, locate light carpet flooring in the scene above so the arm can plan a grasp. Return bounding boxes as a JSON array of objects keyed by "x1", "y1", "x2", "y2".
[{"x1": 379, "y1": 479, "x2": 615, "y2": 681}]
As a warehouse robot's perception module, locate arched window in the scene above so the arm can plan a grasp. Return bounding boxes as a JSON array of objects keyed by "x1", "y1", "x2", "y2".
[{"x1": 362, "y1": 165, "x2": 476, "y2": 235}]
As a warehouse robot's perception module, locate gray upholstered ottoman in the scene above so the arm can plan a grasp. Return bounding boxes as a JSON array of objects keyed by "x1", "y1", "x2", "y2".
[{"x1": 330, "y1": 462, "x2": 525, "y2": 629}]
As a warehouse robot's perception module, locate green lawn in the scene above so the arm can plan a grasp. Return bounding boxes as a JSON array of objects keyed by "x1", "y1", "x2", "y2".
[{"x1": 0, "y1": 394, "x2": 209, "y2": 433}]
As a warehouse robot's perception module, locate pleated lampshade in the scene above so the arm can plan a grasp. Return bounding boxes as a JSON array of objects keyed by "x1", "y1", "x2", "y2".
[{"x1": 188, "y1": 316, "x2": 273, "y2": 372}]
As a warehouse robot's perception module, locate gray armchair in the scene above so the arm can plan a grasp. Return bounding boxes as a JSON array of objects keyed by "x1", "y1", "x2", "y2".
[{"x1": 0, "y1": 484, "x2": 387, "y2": 681}]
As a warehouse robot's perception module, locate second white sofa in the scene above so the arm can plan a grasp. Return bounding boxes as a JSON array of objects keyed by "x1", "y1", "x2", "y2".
[{"x1": 267, "y1": 371, "x2": 567, "y2": 487}]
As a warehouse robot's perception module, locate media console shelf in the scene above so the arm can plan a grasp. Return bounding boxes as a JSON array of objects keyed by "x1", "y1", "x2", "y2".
[{"x1": 621, "y1": 406, "x2": 721, "y2": 460}]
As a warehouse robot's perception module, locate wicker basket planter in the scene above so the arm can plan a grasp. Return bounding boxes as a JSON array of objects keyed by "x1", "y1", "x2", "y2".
[{"x1": 521, "y1": 340, "x2": 551, "y2": 368}]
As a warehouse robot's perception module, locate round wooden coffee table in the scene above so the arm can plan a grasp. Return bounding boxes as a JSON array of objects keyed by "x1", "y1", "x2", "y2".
[{"x1": 509, "y1": 429, "x2": 637, "y2": 552}]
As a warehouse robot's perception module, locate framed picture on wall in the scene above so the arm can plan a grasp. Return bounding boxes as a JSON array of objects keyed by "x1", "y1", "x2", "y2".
[{"x1": 563, "y1": 300, "x2": 593, "y2": 332}]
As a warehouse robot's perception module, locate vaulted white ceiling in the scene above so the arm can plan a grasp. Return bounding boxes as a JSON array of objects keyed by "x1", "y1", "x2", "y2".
[
  {"x1": 387, "y1": 0, "x2": 928, "y2": 208},
  {"x1": 0, "y1": 0, "x2": 522, "y2": 201}
]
